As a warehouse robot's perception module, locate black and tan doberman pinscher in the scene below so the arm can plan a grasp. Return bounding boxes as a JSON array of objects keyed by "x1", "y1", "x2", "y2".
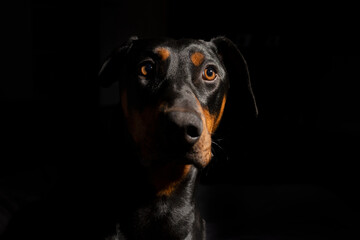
[{"x1": 99, "y1": 36, "x2": 257, "y2": 240}]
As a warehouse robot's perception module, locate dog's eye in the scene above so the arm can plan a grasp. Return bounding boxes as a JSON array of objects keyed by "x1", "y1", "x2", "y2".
[
  {"x1": 139, "y1": 62, "x2": 154, "y2": 77},
  {"x1": 203, "y1": 66, "x2": 217, "y2": 81}
]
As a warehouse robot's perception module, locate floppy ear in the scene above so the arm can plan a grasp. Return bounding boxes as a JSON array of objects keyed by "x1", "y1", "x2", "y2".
[
  {"x1": 98, "y1": 36, "x2": 138, "y2": 87},
  {"x1": 211, "y1": 36, "x2": 258, "y2": 118}
]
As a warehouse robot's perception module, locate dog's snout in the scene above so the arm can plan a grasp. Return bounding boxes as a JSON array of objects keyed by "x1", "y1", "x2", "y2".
[{"x1": 166, "y1": 111, "x2": 203, "y2": 146}]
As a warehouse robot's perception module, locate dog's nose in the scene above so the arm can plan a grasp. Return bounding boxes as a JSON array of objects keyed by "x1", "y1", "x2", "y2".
[{"x1": 165, "y1": 111, "x2": 203, "y2": 146}]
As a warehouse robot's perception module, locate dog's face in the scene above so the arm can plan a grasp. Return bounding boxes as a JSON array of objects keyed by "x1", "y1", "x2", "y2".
[{"x1": 99, "y1": 37, "x2": 257, "y2": 196}]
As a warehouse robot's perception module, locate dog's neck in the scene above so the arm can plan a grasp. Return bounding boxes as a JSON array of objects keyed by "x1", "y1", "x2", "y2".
[{"x1": 116, "y1": 165, "x2": 205, "y2": 240}]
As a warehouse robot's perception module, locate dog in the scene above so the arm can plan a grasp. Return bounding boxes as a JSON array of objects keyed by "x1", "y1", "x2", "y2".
[{"x1": 99, "y1": 36, "x2": 257, "y2": 240}]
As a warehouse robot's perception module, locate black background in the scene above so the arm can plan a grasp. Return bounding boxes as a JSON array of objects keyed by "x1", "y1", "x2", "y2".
[{"x1": 1, "y1": 1, "x2": 359, "y2": 239}]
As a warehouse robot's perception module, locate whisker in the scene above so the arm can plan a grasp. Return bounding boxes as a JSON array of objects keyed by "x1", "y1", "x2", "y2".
[
  {"x1": 211, "y1": 140, "x2": 224, "y2": 151},
  {"x1": 210, "y1": 137, "x2": 229, "y2": 162}
]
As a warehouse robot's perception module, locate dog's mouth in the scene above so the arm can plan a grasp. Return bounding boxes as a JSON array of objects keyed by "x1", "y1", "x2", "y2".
[
  {"x1": 143, "y1": 124, "x2": 212, "y2": 197},
  {"x1": 134, "y1": 133, "x2": 211, "y2": 167},
  {"x1": 157, "y1": 143, "x2": 212, "y2": 168}
]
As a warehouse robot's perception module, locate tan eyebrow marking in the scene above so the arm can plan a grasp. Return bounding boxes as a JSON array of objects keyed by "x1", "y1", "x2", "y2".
[
  {"x1": 154, "y1": 47, "x2": 170, "y2": 61},
  {"x1": 190, "y1": 52, "x2": 205, "y2": 66}
]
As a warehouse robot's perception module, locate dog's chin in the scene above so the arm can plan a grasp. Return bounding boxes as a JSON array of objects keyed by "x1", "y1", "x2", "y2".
[
  {"x1": 184, "y1": 151, "x2": 212, "y2": 169},
  {"x1": 136, "y1": 140, "x2": 212, "y2": 196}
]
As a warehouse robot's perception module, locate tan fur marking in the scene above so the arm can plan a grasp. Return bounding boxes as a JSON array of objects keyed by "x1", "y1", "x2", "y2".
[
  {"x1": 155, "y1": 47, "x2": 170, "y2": 61},
  {"x1": 194, "y1": 98, "x2": 213, "y2": 167},
  {"x1": 202, "y1": 108, "x2": 215, "y2": 134},
  {"x1": 213, "y1": 95, "x2": 227, "y2": 132},
  {"x1": 191, "y1": 52, "x2": 205, "y2": 66},
  {"x1": 199, "y1": 96, "x2": 227, "y2": 135},
  {"x1": 152, "y1": 164, "x2": 192, "y2": 197}
]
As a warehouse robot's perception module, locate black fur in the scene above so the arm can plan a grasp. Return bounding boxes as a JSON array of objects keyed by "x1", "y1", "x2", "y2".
[{"x1": 99, "y1": 36, "x2": 257, "y2": 240}]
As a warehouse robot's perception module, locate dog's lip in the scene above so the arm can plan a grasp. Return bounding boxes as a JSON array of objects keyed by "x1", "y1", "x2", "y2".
[{"x1": 155, "y1": 149, "x2": 209, "y2": 169}]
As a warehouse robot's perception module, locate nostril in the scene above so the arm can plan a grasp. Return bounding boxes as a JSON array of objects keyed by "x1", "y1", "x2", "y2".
[
  {"x1": 186, "y1": 125, "x2": 201, "y2": 139},
  {"x1": 164, "y1": 111, "x2": 203, "y2": 145}
]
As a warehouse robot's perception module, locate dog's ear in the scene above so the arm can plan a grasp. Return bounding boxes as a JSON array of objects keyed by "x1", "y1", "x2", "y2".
[
  {"x1": 99, "y1": 36, "x2": 138, "y2": 87},
  {"x1": 211, "y1": 36, "x2": 258, "y2": 118}
]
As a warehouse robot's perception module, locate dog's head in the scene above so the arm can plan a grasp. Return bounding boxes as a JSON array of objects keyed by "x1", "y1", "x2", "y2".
[{"x1": 99, "y1": 36, "x2": 257, "y2": 196}]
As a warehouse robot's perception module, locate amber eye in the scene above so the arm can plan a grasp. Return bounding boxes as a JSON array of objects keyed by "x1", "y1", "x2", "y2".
[
  {"x1": 203, "y1": 66, "x2": 217, "y2": 81},
  {"x1": 139, "y1": 62, "x2": 154, "y2": 77}
]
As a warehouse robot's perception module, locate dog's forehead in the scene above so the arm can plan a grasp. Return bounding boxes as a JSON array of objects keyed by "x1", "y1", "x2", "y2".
[
  {"x1": 156, "y1": 39, "x2": 216, "y2": 59},
  {"x1": 132, "y1": 38, "x2": 217, "y2": 63}
]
